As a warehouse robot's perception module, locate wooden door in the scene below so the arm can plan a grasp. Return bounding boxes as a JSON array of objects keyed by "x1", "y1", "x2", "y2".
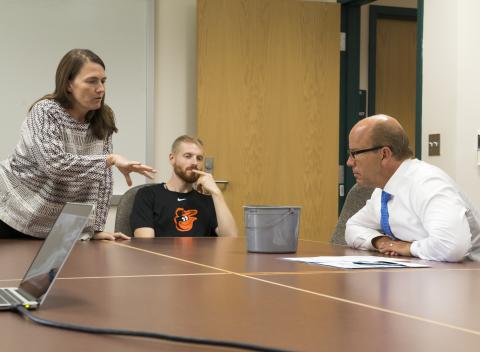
[
  {"x1": 376, "y1": 18, "x2": 417, "y2": 153},
  {"x1": 198, "y1": 0, "x2": 340, "y2": 241}
]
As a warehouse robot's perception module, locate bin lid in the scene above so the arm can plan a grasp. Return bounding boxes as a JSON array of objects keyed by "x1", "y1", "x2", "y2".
[{"x1": 243, "y1": 205, "x2": 301, "y2": 209}]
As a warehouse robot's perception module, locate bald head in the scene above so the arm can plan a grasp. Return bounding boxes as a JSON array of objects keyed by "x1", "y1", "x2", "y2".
[{"x1": 351, "y1": 114, "x2": 413, "y2": 161}]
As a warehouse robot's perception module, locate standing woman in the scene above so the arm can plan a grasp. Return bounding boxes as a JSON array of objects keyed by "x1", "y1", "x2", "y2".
[{"x1": 0, "y1": 49, "x2": 155, "y2": 240}]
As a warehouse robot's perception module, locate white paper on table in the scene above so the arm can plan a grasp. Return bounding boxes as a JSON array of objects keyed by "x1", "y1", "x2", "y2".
[{"x1": 281, "y1": 255, "x2": 430, "y2": 269}]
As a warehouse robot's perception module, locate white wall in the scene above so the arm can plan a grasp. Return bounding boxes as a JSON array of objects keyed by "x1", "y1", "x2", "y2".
[
  {"x1": 154, "y1": 0, "x2": 198, "y2": 180},
  {"x1": 422, "y1": 0, "x2": 457, "y2": 175},
  {"x1": 423, "y1": 0, "x2": 480, "y2": 206},
  {"x1": 105, "y1": 0, "x2": 197, "y2": 232},
  {"x1": 455, "y1": 0, "x2": 480, "y2": 205},
  {"x1": 0, "y1": 0, "x2": 152, "y2": 197}
]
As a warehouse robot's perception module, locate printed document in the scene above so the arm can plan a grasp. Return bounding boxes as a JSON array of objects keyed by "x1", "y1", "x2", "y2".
[{"x1": 282, "y1": 256, "x2": 430, "y2": 269}]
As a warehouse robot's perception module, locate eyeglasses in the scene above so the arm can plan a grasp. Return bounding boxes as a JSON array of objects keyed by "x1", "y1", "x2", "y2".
[{"x1": 347, "y1": 145, "x2": 385, "y2": 160}]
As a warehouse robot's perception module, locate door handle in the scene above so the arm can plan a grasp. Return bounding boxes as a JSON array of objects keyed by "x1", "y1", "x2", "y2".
[{"x1": 215, "y1": 180, "x2": 229, "y2": 190}]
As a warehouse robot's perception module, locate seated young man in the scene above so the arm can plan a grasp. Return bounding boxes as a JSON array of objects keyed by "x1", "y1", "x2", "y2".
[{"x1": 130, "y1": 135, "x2": 238, "y2": 237}]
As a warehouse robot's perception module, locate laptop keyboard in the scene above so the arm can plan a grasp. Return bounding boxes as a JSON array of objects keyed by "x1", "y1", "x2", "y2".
[{"x1": 0, "y1": 289, "x2": 22, "y2": 305}]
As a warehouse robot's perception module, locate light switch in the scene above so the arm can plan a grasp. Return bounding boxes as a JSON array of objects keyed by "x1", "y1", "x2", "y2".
[
  {"x1": 477, "y1": 131, "x2": 480, "y2": 166},
  {"x1": 205, "y1": 157, "x2": 214, "y2": 174},
  {"x1": 428, "y1": 134, "x2": 440, "y2": 156}
]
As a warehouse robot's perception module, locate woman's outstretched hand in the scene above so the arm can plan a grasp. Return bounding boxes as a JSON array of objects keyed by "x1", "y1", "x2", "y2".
[{"x1": 107, "y1": 154, "x2": 157, "y2": 186}]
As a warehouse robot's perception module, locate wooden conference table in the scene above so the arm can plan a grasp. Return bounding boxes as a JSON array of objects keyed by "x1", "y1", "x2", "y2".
[{"x1": 0, "y1": 237, "x2": 480, "y2": 352}]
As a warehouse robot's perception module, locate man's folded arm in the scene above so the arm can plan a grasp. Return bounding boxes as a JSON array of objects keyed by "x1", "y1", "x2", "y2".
[
  {"x1": 133, "y1": 227, "x2": 155, "y2": 238},
  {"x1": 410, "y1": 189, "x2": 472, "y2": 262},
  {"x1": 345, "y1": 199, "x2": 383, "y2": 250}
]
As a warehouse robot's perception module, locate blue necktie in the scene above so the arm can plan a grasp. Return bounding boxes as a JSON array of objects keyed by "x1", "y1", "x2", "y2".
[{"x1": 380, "y1": 191, "x2": 396, "y2": 240}]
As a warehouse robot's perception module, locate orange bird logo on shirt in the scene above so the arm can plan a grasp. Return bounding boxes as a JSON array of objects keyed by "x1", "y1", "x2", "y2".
[{"x1": 173, "y1": 208, "x2": 198, "y2": 231}]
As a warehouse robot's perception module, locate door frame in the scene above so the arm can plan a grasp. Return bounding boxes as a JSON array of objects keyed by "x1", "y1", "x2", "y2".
[
  {"x1": 367, "y1": 5, "x2": 420, "y2": 159},
  {"x1": 338, "y1": 0, "x2": 423, "y2": 212},
  {"x1": 338, "y1": 0, "x2": 368, "y2": 213}
]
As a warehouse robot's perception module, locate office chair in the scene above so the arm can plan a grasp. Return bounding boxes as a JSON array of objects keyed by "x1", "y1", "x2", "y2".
[
  {"x1": 330, "y1": 183, "x2": 374, "y2": 245},
  {"x1": 114, "y1": 184, "x2": 153, "y2": 236}
]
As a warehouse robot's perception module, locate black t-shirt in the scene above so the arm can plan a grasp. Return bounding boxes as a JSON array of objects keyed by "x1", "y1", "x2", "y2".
[{"x1": 130, "y1": 183, "x2": 218, "y2": 237}]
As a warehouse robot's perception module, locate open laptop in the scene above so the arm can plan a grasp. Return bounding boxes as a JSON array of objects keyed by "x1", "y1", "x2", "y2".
[{"x1": 0, "y1": 202, "x2": 93, "y2": 310}]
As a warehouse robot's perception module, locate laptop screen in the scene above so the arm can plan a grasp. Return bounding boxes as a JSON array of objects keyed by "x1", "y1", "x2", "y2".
[{"x1": 18, "y1": 203, "x2": 93, "y2": 303}]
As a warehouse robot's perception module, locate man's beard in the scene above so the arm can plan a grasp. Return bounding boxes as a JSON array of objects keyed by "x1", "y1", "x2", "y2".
[{"x1": 174, "y1": 164, "x2": 199, "y2": 183}]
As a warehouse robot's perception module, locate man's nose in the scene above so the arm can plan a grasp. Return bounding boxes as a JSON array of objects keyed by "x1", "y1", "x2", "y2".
[{"x1": 346, "y1": 155, "x2": 354, "y2": 167}]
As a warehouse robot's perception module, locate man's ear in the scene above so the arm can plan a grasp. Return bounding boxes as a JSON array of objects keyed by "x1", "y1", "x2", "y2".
[
  {"x1": 381, "y1": 146, "x2": 392, "y2": 160},
  {"x1": 168, "y1": 153, "x2": 175, "y2": 165}
]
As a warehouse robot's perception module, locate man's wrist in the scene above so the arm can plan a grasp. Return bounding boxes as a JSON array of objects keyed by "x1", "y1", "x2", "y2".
[
  {"x1": 210, "y1": 188, "x2": 222, "y2": 197},
  {"x1": 372, "y1": 235, "x2": 388, "y2": 249}
]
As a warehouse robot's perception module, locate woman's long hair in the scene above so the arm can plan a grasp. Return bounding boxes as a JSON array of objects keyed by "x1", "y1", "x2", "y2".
[{"x1": 31, "y1": 49, "x2": 118, "y2": 140}]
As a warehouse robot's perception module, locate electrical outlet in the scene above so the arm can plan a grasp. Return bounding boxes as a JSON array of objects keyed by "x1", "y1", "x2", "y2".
[{"x1": 428, "y1": 134, "x2": 440, "y2": 156}]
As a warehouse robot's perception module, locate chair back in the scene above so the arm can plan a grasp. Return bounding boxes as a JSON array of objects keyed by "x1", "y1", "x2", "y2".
[
  {"x1": 114, "y1": 184, "x2": 153, "y2": 236},
  {"x1": 330, "y1": 183, "x2": 374, "y2": 245}
]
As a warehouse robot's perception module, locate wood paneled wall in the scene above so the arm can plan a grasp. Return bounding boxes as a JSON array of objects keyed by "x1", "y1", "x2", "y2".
[{"x1": 198, "y1": 0, "x2": 340, "y2": 241}]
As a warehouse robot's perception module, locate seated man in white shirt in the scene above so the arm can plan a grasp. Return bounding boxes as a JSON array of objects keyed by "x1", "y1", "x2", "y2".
[{"x1": 345, "y1": 114, "x2": 480, "y2": 262}]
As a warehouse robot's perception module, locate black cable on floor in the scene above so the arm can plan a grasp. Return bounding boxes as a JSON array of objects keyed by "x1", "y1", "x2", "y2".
[{"x1": 14, "y1": 305, "x2": 291, "y2": 352}]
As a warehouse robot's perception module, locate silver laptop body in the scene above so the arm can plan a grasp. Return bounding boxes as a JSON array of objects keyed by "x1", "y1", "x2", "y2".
[{"x1": 0, "y1": 202, "x2": 93, "y2": 310}]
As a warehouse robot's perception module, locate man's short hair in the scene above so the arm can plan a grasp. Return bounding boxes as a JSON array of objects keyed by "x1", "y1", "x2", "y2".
[
  {"x1": 171, "y1": 135, "x2": 204, "y2": 153},
  {"x1": 370, "y1": 121, "x2": 413, "y2": 160}
]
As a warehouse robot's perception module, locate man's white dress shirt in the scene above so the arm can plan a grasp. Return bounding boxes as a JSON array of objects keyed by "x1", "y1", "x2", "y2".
[{"x1": 346, "y1": 159, "x2": 480, "y2": 262}]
